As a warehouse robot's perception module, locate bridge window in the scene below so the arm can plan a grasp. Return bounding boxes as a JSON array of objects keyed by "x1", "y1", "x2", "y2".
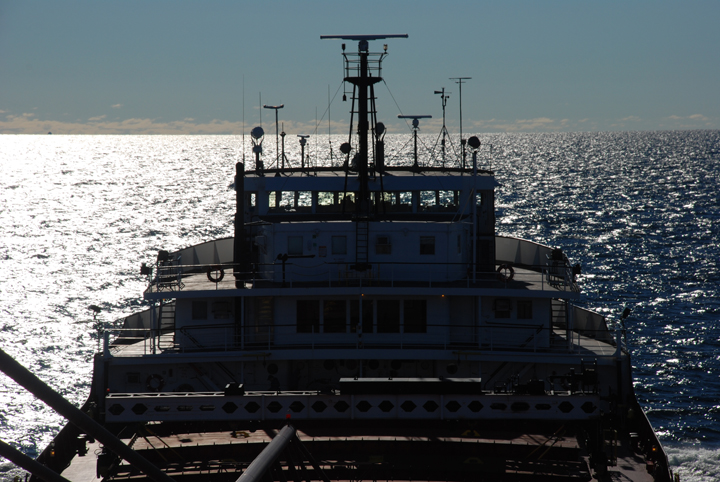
[
  {"x1": 404, "y1": 300, "x2": 427, "y2": 333},
  {"x1": 420, "y1": 236, "x2": 435, "y2": 255},
  {"x1": 268, "y1": 191, "x2": 298, "y2": 213},
  {"x1": 381, "y1": 192, "x2": 412, "y2": 212},
  {"x1": 296, "y1": 191, "x2": 312, "y2": 212},
  {"x1": 419, "y1": 191, "x2": 436, "y2": 211},
  {"x1": 297, "y1": 300, "x2": 320, "y2": 333},
  {"x1": 268, "y1": 191, "x2": 280, "y2": 209},
  {"x1": 317, "y1": 192, "x2": 337, "y2": 212},
  {"x1": 245, "y1": 192, "x2": 257, "y2": 210}
]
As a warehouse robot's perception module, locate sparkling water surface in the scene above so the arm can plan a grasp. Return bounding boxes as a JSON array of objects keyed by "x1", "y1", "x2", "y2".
[{"x1": 1, "y1": 132, "x2": 719, "y2": 481}]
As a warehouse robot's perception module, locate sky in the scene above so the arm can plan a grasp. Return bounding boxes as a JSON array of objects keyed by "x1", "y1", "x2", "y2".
[{"x1": 1, "y1": 0, "x2": 719, "y2": 135}]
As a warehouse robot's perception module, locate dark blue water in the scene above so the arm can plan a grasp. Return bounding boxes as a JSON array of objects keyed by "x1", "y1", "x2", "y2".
[{"x1": 1, "y1": 132, "x2": 719, "y2": 480}]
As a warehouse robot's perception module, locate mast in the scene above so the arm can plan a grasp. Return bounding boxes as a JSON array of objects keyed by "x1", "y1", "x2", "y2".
[
  {"x1": 321, "y1": 34, "x2": 408, "y2": 217},
  {"x1": 450, "y1": 76, "x2": 471, "y2": 168}
]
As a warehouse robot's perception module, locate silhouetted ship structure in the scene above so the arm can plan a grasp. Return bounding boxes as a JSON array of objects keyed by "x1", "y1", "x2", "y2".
[{"x1": 9, "y1": 34, "x2": 673, "y2": 482}]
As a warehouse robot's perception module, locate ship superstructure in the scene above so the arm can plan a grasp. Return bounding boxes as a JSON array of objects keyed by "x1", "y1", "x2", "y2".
[{"x1": 9, "y1": 35, "x2": 673, "y2": 482}]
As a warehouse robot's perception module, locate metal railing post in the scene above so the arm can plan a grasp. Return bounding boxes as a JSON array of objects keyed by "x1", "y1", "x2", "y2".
[{"x1": 0, "y1": 349, "x2": 175, "y2": 482}]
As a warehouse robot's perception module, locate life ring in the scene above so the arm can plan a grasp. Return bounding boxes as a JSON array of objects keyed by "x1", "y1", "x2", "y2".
[
  {"x1": 496, "y1": 264, "x2": 515, "y2": 282},
  {"x1": 146, "y1": 374, "x2": 165, "y2": 392},
  {"x1": 207, "y1": 265, "x2": 225, "y2": 283}
]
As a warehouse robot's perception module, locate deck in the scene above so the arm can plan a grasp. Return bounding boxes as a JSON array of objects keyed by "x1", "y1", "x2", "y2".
[
  {"x1": 146, "y1": 265, "x2": 579, "y2": 299},
  {"x1": 59, "y1": 421, "x2": 655, "y2": 482}
]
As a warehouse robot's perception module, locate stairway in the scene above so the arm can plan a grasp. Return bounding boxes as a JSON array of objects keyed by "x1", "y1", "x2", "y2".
[
  {"x1": 157, "y1": 300, "x2": 176, "y2": 350},
  {"x1": 551, "y1": 299, "x2": 568, "y2": 329}
]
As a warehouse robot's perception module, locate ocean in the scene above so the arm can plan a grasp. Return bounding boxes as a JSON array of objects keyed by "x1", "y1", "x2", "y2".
[{"x1": 1, "y1": 132, "x2": 719, "y2": 481}]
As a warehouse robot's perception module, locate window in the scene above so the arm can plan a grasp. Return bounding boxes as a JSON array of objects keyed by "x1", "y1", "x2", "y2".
[
  {"x1": 494, "y1": 298, "x2": 511, "y2": 319},
  {"x1": 381, "y1": 192, "x2": 412, "y2": 212},
  {"x1": 438, "y1": 190, "x2": 458, "y2": 210},
  {"x1": 246, "y1": 192, "x2": 257, "y2": 209},
  {"x1": 404, "y1": 300, "x2": 427, "y2": 333},
  {"x1": 296, "y1": 191, "x2": 312, "y2": 208},
  {"x1": 517, "y1": 300, "x2": 533, "y2": 319},
  {"x1": 280, "y1": 191, "x2": 294, "y2": 208},
  {"x1": 297, "y1": 300, "x2": 320, "y2": 333},
  {"x1": 323, "y1": 300, "x2": 346, "y2": 333},
  {"x1": 350, "y1": 299, "x2": 373, "y2": 333},
  {"x1": 192, "y1": 301, "x2": 208, "y2": 320},
  {"x1": 376, "y1": 235, "x2": 391, "y2": 255},
  {"x1": 332, "y1": 236, "x2": 347, "y2": 255},
  {"x1": 317, "y1": 192, "x2": 339, "y2": 213},
  {"x1": 377, "y1": 300, "x2": 400, "y2": 333},
  {"x1": 212, "y1": 301, "x2": 232, "y2": 319},
  {"x1": 288, "y1": 236, "x2": 303, "y2": 255},
  {"x1": 420, "y1": 236, "x2": 435, "y2": 255},
  {"x1": 339, "y1": 192, "x2": 355, "y2": 209},
  {"x1": 420, "y1": 191, "x2": 436, "y2": 211}
]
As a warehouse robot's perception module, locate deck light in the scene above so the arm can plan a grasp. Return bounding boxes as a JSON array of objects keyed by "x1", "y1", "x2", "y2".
[{"x1": 251, "y1": 126, "x2": 264, "y2": 140}]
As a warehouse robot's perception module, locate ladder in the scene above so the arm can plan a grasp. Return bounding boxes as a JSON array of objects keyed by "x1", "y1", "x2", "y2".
[
  {"x1": 157, "y1": 300, "x2": 176, "y2": 350},
  {"x1": 355, "y1": 218, "x2": 369, "y2": 268}
]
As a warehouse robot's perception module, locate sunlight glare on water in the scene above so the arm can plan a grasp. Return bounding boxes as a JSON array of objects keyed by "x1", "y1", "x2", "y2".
[{"x1": 1, "y1": 131, "x2": 719, "y2": 480}]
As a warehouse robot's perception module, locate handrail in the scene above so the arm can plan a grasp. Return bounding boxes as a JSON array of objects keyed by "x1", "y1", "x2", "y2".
[
  {"x1": 109, "y1": 322, "x2": 620, "y2": 357},
  {"x1": 145, "y1": 235, "x2": 580, "y2": 293},
  {"x1": 148, "y1": 261, "x2": 579, "y2": 293}
]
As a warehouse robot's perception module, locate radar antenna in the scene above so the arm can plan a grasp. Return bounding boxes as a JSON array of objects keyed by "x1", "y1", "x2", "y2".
[{"x1": 321, "y1": 34, "x2": 408, "y2": 219}]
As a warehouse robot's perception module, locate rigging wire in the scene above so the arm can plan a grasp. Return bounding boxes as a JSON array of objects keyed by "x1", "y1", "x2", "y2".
[{"x1": 381, "y1": 79, "x2": 457, "y2": 168}]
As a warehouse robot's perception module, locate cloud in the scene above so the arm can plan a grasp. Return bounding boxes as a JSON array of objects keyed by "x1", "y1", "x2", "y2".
[
  {"x1": 0, "y1": 115, "x2": 291, "y2": 135},
  {"x1": 619, "y1": 116, "x2": 642, "y2": 122},
  {"x1": 111, "y1": 104, "x2": 123, "y2": 109},
  {"x1": 660, "y1": 114, "x2": 715, "y2": 130},
  {"x1": 468, "y1": 117, "x2": 575, "y2": 132}
]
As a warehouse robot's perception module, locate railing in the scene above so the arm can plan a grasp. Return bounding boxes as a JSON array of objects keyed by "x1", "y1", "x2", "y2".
[
  {"x1": 145, "y1": 235, "x2": 581, "y2": 293},
  {"x1": 148, "y1": 261, "x2": 580, "y2": 293},
  {"x1": 107, "y1": 321, "x2": 621, "y2": 358}
]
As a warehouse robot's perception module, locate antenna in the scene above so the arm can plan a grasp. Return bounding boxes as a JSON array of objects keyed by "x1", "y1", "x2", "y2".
[
  {"x1": 321, "y1": 34, "x2": 408, "y2": 220},
  {"x1": 434, "y1": 87, "x2": 451, "y2": 167},
  {"x1": 298, "y1": 135, "x2": 310, "y2": 169},
  {"x1": 450, "y1": 77, "x2": 471, "y2": 168},
  {"x1": 242, "y1": 75, "x2": 245, "y2": 162},
  {"x1": 328, "y1": 85, "x2": 334, "y2": 164},
  {"x1": 398, "y1": 115, "x2": 432, "y2": 168},
  {"x1": 263, "y1": 104, "x2": 284, "y2": 168}
]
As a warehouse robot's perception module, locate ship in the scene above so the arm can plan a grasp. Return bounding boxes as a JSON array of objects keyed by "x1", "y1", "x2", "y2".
[{"x1": 2, "y1": 34, "x2": 673, "y2": 482}]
